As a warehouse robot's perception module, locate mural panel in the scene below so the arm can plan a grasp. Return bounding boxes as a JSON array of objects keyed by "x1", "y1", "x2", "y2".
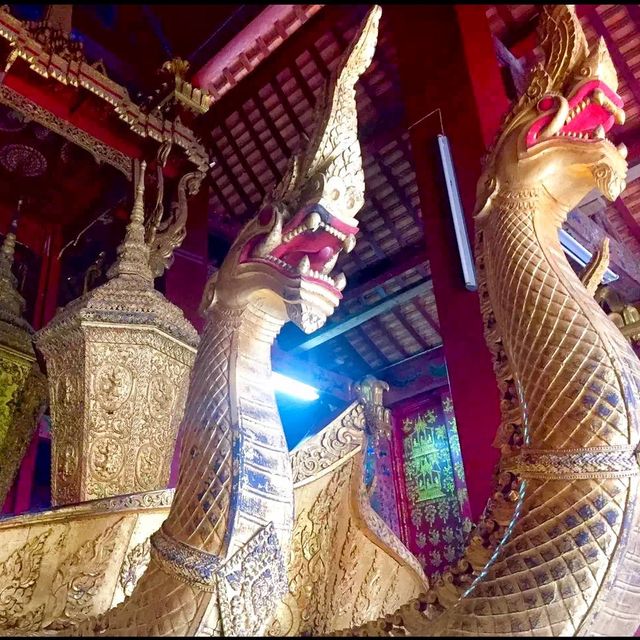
[{"x1": 392, "y1": 390, "x2": 472, "y2": 576}]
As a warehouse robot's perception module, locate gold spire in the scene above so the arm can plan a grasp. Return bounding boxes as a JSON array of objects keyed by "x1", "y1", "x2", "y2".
[
  {"x1": 0, "y1": 204, "x2": 26, "y2": 318},
  {"x1": 106, "y1": 160, "x2": 154, "y2": 285}
]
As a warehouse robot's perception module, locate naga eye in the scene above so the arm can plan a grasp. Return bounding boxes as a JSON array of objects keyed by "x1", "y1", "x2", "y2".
[{"x1": 537, "y1": 97, "x2": 556, "y2": 112}]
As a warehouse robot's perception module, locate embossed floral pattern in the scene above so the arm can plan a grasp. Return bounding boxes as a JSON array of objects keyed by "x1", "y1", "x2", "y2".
[{"x1": 393, "y1": 390, "x2": 472, "y2": 576}]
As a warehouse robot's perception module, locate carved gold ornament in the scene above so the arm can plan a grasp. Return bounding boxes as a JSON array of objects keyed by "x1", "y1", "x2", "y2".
[
  {"x1": 0, "y1": 216, "x2": 47, "y2": 505},
  {"x1": 35, "y1": 161, "x2": 198, "y2": 505}
]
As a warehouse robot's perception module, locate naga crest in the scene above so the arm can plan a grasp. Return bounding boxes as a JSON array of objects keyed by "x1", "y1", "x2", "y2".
[
  {"x1": 201, "y1": 6, "x2": 381, "y2": 333},
  {"x1": 477, "y1": 5, "x2": 628, "y2": 217}
]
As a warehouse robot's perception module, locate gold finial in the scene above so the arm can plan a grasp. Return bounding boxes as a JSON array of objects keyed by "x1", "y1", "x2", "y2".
[
  {"x1": 106, "y1": 160, "x2": 154, "y2": 284},
  {"x1": 354, "y1": 374, "x2": 392, "y2": 442},
  {"x1": 0, "y1": 201, "x2": 26, "y2": 317},
  {"x1": 161, "y1": 57, "x2": 190, "y2": 80}
]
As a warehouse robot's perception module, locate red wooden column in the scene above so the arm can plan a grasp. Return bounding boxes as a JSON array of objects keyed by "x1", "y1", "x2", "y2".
[
  {"x1": 164, "y1": 184, "x2": 209, "y2": 487},
  {"x1": 164, "y1": 185, "x2": 209, "y2": 333},
  {"x1": 387, "y1": 4, "x2": 508, "y2": 520}
]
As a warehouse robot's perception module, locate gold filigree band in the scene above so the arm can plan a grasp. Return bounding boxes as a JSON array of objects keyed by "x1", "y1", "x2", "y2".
[
  {"x1": 507, "y1": 445, "x2": 639, "y2": 480},
  {"x1": 150, "y1": 526, "x2": 220, "y2": 592}
]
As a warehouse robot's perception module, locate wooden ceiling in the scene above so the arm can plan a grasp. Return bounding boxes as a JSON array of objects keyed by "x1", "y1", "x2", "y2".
[{"x1": 202, "y1": 3, "x2": 640, "y2": 385}]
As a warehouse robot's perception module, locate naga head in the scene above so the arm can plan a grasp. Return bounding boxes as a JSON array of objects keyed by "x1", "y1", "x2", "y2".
[
  {"x1": 478, "y1": 5, "x2": 628, "y2": 216},
  {"x1": 201, "y1": 6, "x2": 381, "y2": 333}
]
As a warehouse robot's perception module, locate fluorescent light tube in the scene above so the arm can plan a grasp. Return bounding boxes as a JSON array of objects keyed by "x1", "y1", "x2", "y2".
[
  {"x1": 437, "y1": 134, "x2": 477, "y2": 291},
  {"x1": 272, "y1": 371, "x2": 319, "y2": 401}
]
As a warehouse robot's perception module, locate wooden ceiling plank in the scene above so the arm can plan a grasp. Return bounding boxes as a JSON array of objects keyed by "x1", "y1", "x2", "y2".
[
  {"x1": 218, "y1": 120, "x2": 266, "y2": 199},
  {"x1": 392, "y1": 307, "x2": 428, "y2": 351},
  {"x1": 237, "y1": 105, "x2": 282, "y2": 182}
]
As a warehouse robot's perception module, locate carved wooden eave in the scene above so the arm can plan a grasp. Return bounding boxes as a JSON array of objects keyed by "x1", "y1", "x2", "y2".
[{"x1": 0, "y1": 6, "x2": 210, "y2": 178}]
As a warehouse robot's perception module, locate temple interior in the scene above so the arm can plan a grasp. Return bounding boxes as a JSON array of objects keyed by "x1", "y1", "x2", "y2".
[{"x1": 0, "y1": 3, "x2": 640, "y2": 637}]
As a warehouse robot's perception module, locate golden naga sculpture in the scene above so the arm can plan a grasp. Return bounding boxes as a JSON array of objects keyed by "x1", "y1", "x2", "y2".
[
  {"x1": 271, "y1": 376, "x2": 427, "y2": 636},
  {"x1": 65, "y1": 7, "x2": 382, "y2": 635},
  {"x1": 0, "y1": 214, "x2": 47, "y2": 505},
  {"x1": 0, "y1": 6, "x2": 386, "y2": 636},
  {"x1": 35, "y1": 162, "x2": 199, "y2": 504},
  {"x1": 342, "y1": 5, "x2": 640, "y2": 636},
  {"x1": 0, "y1": 374, "x2": 424, "y2": 635}
]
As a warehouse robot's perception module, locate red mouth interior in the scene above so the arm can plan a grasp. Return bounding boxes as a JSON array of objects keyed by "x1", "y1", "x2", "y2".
[
  {"x1": 271, "y1": 231, "x2": 341, "y2": 271},
  {"x1": 240, "y1": 207, "x2": 359, "y2": 293},
  {"x1": 526, "y1": 79, "x2": 624, "y2": 147}
]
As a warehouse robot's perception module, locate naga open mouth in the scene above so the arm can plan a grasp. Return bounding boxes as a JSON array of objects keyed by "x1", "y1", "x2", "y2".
[
  {"x1": 247, "y1": 206, "x2": 358, "y2": 295},
  {"x1": 526, "y1": 79, "x2": 626, "y2": 151}
]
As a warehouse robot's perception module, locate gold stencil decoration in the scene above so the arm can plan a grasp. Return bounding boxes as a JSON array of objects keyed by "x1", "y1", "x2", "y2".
[
  {"x1": 35, "y1": 161, "x2": 199, "y2": 505},
  {"x1": 0, "y1": 214, "x2": 48, "y2": 505}
]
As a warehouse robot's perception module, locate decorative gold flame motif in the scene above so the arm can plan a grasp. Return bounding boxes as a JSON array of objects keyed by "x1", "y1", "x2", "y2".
[{"x1": 341, "y1": 5, "x2": 640, "y2": 636}]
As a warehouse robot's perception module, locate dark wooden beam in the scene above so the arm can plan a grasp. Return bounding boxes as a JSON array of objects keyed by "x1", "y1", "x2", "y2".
[
  {"x1": 374, "y1": 153, "x2": 421, "y2": 225},
  {"x1": 341, "y1": 240, "x2": 427, "y2": 303},
  {"x1": 209, "y1": 139, "x2": 254, "y2": 211},
  {"x1": 289, "y1": 278, "x2": 432, "y2": 354},
  {"x1": 218, "y1": 121, "x2": 266, "y2": 200},
  {"x1": 336, "y1": 335, "x2": 372, "y2": 376},
  {"x1": 413, "y1": 295, "x2": 441, "y2": 336},
  {"x1": 378, "y1": 346, "x2": 449, "y2": 405},
  {"x1": 392, "y1": 307, "x2": 428, "y2": 351},
  {"x1": 237, "y1": 105, "x2": 282, "y2": 182},
  {"x1": 613, "y1": 197, "x2": 640, "y2": 245},
  {"x1": 355, "y1": 324, "x2": 391, "y2": 367},
  {"x1": 372, "y1": 316, "x2": 410, "y2": 359},
  {"x1": 581, "y1": 6, "x2": 640, "y2": 107}
]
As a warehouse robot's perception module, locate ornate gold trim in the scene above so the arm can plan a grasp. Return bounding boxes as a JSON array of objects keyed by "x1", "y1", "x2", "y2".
[
  {"x1": 290, "y1": 402, "x2": 364, "y2": 487},
  {"x1": 0, "y1": 6, "x2": 209, "y2": 172},
  {"x1": 0, "y1": 84, "x2": 131, "y2": 177}
]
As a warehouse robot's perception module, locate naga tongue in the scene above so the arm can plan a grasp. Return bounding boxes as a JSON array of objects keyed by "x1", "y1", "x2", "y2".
[{"x1": 317, "y1": 246, "x2": 335, "y2": 262}]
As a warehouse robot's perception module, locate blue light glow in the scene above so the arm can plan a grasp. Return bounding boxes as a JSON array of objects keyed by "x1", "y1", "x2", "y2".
[{"x1": 272, "y1": 371, "x2": 319, "y2": 402}]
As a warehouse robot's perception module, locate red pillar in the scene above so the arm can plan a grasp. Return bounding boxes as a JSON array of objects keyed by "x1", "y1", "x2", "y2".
[
  {"x1": 164, "y1": 185, "x2": 209, "y2": 333},
  {"x1": 164, "y1": 184, "x2": 209, "y2": 487},
  {"x1": 387, "y1": 4, "x2": 508, "y2": 520}
]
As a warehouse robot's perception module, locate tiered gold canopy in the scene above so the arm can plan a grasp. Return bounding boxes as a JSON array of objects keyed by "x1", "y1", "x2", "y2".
[
  {"x1": 35, "y1": 162, "x2": 199, "y2": 505},
  {"x1": 0, "y1": 217, "x2": 47, "y2": 504}
]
